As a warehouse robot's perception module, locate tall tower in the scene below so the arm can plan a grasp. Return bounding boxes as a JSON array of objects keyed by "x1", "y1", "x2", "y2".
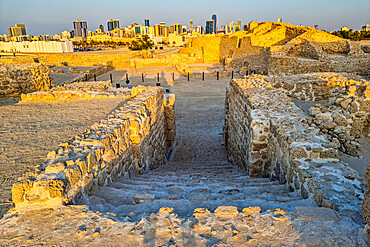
[
  {"x1": 190, "y1": 20, "x2": 194, "y2": 32},
  {"x1": 144, "y1": 19, "x2": 150, "y2": 27},
  {"x1": 206, "y1": 20, "x2": 214, "y2": 34},
  {"x1": 107, "y1": 19, "x2": 120, "y2": 31},
  {"x1": 73, "y1": 20, "x2": 88, "y2": 37},
  {"x1": 238, "y1": 19, "x2": 241, "y2": 27},
  {"x1": 15, "y1": 24, "x2": 26, "y2": 35},
  {"x1": 212, "y1": 14, "x2": 217, "y2": 33}
]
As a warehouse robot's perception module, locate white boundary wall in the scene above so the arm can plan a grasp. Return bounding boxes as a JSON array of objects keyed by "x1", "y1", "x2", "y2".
[{"x1": 0, "y1": 41, "x2": 74, "y2": 53}]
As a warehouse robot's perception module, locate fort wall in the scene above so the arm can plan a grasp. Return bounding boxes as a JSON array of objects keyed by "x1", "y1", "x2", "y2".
[
  {"x1": 0, "y1": 63, "x2": 53, "y2": 98},
  {"x1": 224, "y1": 75, "x2": 365, "y2": 221},
  {"x1": 12, "y1": 86, "x2": 175, "y2": 209}
]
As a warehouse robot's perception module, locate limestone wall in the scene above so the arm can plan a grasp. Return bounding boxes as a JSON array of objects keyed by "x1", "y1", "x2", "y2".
[
  {"x1": 189, "y1": 36, "x2": 222, "y2": 63},
  {"x1": 12, "y1": 86, "x2": 175, "y2": 209},
  {"x1": 363, "y1": 165, "x2": 370, "y2": 238},
  {"x1": 268, "y1": 55, "x2": 370, "y2": 76},
  {"x1": 224, "y1": 76, "x2": 364, "y2": 219},
  {"x1": 0, "y1": 63, "x2": 53, "y2": 98}
]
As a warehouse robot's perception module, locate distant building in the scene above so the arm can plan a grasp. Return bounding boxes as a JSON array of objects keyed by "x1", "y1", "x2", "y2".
[
  {"x1": 99, "y1": 24, "x2": 104, "y2": 33},
  {"x1": 212, "y1": 14, "x2": 217, "y2": 33},
  {"x1": 362, "y1": 24, "x2": 370, "y2": 31},
  {"x1": 341, "y1": 26, "x2": 349, "y2": 31},
  {"x1": 278, "y1": 18, "x2": 282, "y2": 23},
  {"x1": 314, "y1": 25, "x2": 319, "y2": 30},
  {"x1": 9, "y1": 26, "x2": 22, "y2": 37},
  {"x1": 73, "y1": 20, "x2": 88, "y2": 37},
  {"x1": 205, "y1": 20, "x2": 214, "y2": 34},
  {"x1": 15, "y1": 24, "x2": 27, "y2": 35},
  {"x1": 170, "y1": 23, "x2": 182, "y2": 35},
  {"x1": 238, "y1": 19, "x2": 242, "y2": 28},
  {"x1": 107, "y1": 19, "x2": 120, "y2": 31},
  {"x1": 144, "y1": 19, "x2": 150, "y2": 27},
  {"x1": 0, "y1": 40, "x2": 73, "y2": 53},
  {"x1": 190, "y1": 20, "x2": 194, "y2": 32}
]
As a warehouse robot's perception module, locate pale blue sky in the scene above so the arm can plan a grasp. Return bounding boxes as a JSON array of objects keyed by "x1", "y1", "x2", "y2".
[{"x1": 0, "y1": 0, "x2": 369, "y2": 35}]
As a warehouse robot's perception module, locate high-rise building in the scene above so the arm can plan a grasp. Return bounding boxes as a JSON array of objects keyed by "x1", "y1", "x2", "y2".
[
  {"x1": 212, "y1": 14, "x2": 217, "y2": 33},
  {"x1": 73, "y1": 20, "x2": 88, "y2": 37},
  {"x1": 362, "y1": 24, "x2": 370, "y2": 31},
  {"x1": 190, "y1": 20, "x2": 194, "y2": 32},
  {"x1": 9, "y1": 26, "x2": 22, "y2": 37},
  {"x1": 144, "y1": 19, "x2": 150, "y2": 27},
  {"x1": 170, "y1": 23, "x2": 182, "y2": 35},
  {"x1": 99, "y1": 24, "x2": 104, "y2": 33},
  {"x1": 205, "y1": 20, "x2": 214, "y2": 34},
  {"x1": 15, "y1": 24, "x2": 26, "y2": 35},
  {"x1": 238, "y1": 19, "x2": 241, "y2": 28},
  {"x1": 107, "y1": 19, "x2": 120, "y2": 31}
]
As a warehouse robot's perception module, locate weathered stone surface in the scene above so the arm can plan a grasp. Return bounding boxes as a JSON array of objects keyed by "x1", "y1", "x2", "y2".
[
  {"x1": 295, "y1": 207, "x2": 339, "y2": 221},
  {"x1": 133, "y1": 193, "x2": 156, "y2": 204}
]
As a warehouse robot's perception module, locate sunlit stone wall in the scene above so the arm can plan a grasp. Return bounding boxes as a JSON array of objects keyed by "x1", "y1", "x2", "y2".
[
  {"x1": 12, "y1": 86, "x2": 175, "y2": 209},
  {"x1": 224, "y1": 75, "x2": 364, "y2": 220},
  {"x1": 0, "y1": 63, "x2": 53, "y2": 98}
]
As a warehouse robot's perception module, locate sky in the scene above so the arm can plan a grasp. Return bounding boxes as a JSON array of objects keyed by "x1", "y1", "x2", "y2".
[{"x1": 0, "y1": 0, "x2": 369, "y2": 36}]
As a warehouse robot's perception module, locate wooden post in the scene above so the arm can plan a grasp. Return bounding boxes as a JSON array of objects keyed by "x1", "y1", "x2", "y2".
[
  {"x1": 172, "y1": 72, "x2": 174, "y2": 81},
  {"x1": 231, "y1": 71, "x2": 234, "y2": 79},
  {"x1": 142, "y1": 73, "x2": 144, "y2": 82},
  {"x1": 157, "y1": 73, "x2": 159, "y2": 82},
  {"x1": 217, "y1": 71, "x2": 219, "y2": 80},
  {"x1": 202, "y1": 72, "x2": 204, "y2": 81},
  {"x1": 187, "y1": 72, "x2": 189, "y2": 81},
  {"x1": 85, "y1": 74, "x2": 88, "y2": 81},
  {"x1": 110, "y1": 73, "x2": 113, "y2": 82},
  {"x1": 94, "y1": 74, "x2": 96, "y2": 81}
]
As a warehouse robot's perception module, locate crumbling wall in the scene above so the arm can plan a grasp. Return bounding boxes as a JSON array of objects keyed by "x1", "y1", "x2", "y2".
[
  {"x1": 268, "y1": 55, "x2": 370, "y2": 76},
  {"x1": 363, "y1": 165, "x2": 370, "y2": 238},
  {"x1": 189, "y1": 36, "x2": 222, "y2": 63},
  {"x1": 0, "y1": 63, "x2": 53, "y2": 98},
  {"x1": 12, "y1": 86, "x2": 175, "y2": 209},
  {"x1": 224, "y1": 75, "x2": 364, "y2": 220}
]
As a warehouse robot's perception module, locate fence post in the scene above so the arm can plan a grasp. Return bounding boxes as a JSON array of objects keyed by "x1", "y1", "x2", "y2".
[
  {"x1": 157, "y1": 73, "x2": 159, "y2": 82},
  {"x1": 85, "y1": 74, "x2": 88, "y2": 81},
  {"x1": 217, "y1": 71, "x2": 219, "y2": 80},
  {"x1": 231, "y1": 71, "x2": 234, "y2": 79},
  {"x1": 187, "y1": 72, "x2": 189, "y2": 81},
  {"x1": 142, "y1": 73, "x2": 144, "y2": 82},
  {"x1": 172, "y1": 72, "x2": 174, "y2": 81},
  {"x1": 110, "y1": 73, "x2": 113, "y2": 83},
  {"x1": 202, "y1": 72, "x2": 204, "y2": 81},
  {"x1": 94, "y1": 74, "x2": 96, "y2": 81}
]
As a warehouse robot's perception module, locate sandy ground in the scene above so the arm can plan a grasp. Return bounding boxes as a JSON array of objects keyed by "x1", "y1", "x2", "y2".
[{"x1": 0, "y1": 97, "x2": 125, "y2": 218}]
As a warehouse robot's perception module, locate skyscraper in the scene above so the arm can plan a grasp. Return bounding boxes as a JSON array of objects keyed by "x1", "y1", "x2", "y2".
[
  {"x1": 190, "y1": 20, "x2": 194, "y2": 32},
  {"x1": 107, "y1": 19, "x2": 120, "y2": 31},
  {"x1": 212, "y1": 14, "x2": 217, "y2": 33},
  {"x1": 73, "y1": 20, "x2": 88, "y2": 37},
  {"x1": 206, "y1": 20, "x2": 214, "y2": 34},
  {"x1": 99, "y1": 24, "x2": 104, "y2": 32},
  {"x1": 238, "y1": 19, "x2": 242, "y2": 28},
  {"x1": 15, "y1": 24, "x2": 26, "y2": 35},
  {"x1": 144, "y1": 19, "x2": 150, "y2": 27}
]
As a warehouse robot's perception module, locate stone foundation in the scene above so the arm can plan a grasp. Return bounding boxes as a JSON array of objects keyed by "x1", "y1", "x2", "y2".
[
  {"x1": 0, "y1": 63, "x2": 53, "y2": 98},
  {"x1": 224, "y1": 75, "x2": 365, "y2": 222},
  {"x1": 12, "y1": 86, "x2": 175, "y2": 209}
]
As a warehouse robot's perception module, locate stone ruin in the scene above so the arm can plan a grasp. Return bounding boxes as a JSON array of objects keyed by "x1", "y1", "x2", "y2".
[
  {"x1": 188, "y1": 22, "x2": 370, "y2": 76},
  {"x1": 0, "y1": 63, "x2": 53, "y2": 98},
  {"x1": 224, "y1": 73, "x2": 370, "y2": 236}
]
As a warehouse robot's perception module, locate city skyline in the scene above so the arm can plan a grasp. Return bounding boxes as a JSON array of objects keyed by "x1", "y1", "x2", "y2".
[{"x1": 0, "y1": 0, "x2": 369, "y2": 36}]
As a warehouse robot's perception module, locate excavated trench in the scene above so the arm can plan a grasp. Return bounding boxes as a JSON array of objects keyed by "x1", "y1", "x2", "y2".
[{"x1": 78, "y1": 78, "x2": 313, "y2": 221}]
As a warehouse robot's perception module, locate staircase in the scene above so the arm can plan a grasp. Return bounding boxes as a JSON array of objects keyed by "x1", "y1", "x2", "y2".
[{"x1": 80, "y1": 160, "x2": 313, "y2": 222}]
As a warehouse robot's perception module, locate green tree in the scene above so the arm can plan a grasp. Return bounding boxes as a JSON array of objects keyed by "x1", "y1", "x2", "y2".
[{"x1": 129, "y1": 35, "x2": 154, "y2": 50}]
